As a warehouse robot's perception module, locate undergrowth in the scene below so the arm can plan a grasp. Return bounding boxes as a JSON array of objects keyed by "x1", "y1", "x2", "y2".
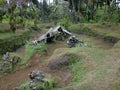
[
  {"x1": 20, "y1": 41, "x2": 47, "y2": 64},
  {"x1": 19, "y1": 78, "x2": 55, "y2": 90}
]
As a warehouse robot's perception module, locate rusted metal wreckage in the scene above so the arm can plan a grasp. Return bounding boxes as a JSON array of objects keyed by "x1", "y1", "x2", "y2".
[
  {"x1": 32, "y1": 26, "x2": 72, "y2": 44},
  {"x1": 32, "y1": 26, "x2": 88, "y2": 47}
]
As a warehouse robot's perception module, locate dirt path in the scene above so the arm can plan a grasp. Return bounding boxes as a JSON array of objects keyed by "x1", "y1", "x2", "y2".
[{"x1": 0, "y1": 28, "x2": 113, "y2": 90}]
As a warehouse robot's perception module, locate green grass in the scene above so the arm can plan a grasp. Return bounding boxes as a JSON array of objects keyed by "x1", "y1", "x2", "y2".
[
  {"x1": 68, "y1": 23, "x2": 120, "y2": 40},
  {"x1": 65, "y1": 45, "x2": 120, "y2": 90},
  {"x1": 0, "y1": 33, "x2": 19, "y2": 39},
  {"x1": 0, "y1": 53, "x2": 22, "y2": 73},
  {"x1": 68, "y1": 23, "x2": 83, "y2": 33},
  {"x1": 68, "y1": 23, "x2": 97, "y2": 36},
  {"x1": 70, "y1": 60, "x2": 90, "y2": 85},
  {"x1": 19, "y1": 81, "x2": 30, "y2": 90},
  {"x1": 0, "y1": 41, "x2": 46, "y2": 74},
  {"x1": 84, "y1": 23, "x2": 120, "y2": 39},
  {"x1": 67, "y1": 48, "x2": 95, "y2": 85},
  {"x1": 20, "y1": 41, "x2": 47, "y2": 64},
  {"x1": 19, "y1": 78, "x2": 55, "y2": 90},
  {"x1": 54, "y1": 43, "x2": 118, "y2": 90},
  {"x1": 0, "y1": 23, "x2": 10, "y2": 33},
  {"x1": 62, "y1": 49, "x2": 92, "y2": 85},
  {"x1": 68, "y1": 23, "x2": 120, "y2": 45},
  {"x1": 52, "y1": 47, "x2": 92, "y2": 90}
]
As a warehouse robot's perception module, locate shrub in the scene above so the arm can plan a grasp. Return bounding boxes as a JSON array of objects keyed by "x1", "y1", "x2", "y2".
[
  {"x1": 29, "y1": 26, "x2": 41, "y2": 31},
  {"x1": 19, "y1": 78, "x2": 55, "y2": 90},
  {"x1": 60, "y1": 17, "x2": 71, "y2": 29},
  {"x1": 68, "y1": 23, "x2": 83, "y2": 33},
  {"x1": 19, "y1": 81, "x2": 29, "y2": 90},
  {"x1": 68, "y1": 23, "x2": 97, "y2": 36}
]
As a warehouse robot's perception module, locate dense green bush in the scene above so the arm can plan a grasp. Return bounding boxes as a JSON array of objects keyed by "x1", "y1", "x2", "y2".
[
  {"x1": 68, "y1": 23, "x2": 97, "y2": 36},
  {"x1": 29, "y1": 26, "x2": 41, "y2": 31},
  {"x1": 60, "y1": 17, "x2": 71, "y2": 29},
  {"x1": 68, "y1": 23, "x2": 82, "y2": 33},
  {"x1": 92, "y1": 6, "x2": 120, "y2": 23}
]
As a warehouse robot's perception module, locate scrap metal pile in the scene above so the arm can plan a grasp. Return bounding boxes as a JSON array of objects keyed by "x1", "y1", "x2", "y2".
[
  {"x1": 31, "y1": 26, "x2": 72, "y2": 46},
  {"x1": 16, "y1": 71, "x2": 54, "y2": 90},
  {"x1": 67, "y1": 36, "x2": 88, "y2": 48},
  {"x1": 28, "y1": 71, "x2": 48, "y2": 90},
  {"x1": 0, "y1": 52, "x2": 20, "y2": 72},
  {"x1": 31, "y1": 26, "x2": 88, "y2": 48}
]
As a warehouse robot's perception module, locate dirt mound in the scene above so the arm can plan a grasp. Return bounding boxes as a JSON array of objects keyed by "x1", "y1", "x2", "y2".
[{"x1": 48, "y1": 54, "x2": 70, "y2": 70}]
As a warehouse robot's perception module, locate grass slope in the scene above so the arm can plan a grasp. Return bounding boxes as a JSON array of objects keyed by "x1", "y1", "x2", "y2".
[
  {"x1": 55, "y1": 23, "x2": 120, "y2": 90},
  {"x1": 68, "y1": 23, "x2": 120, "y2": 43},
  {"x1": 54, "y1": 44, "x2": 120, "y2": 90}
]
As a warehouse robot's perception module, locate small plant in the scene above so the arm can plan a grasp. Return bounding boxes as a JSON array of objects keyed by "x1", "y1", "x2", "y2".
[
  {"x1": 0, "y1": 53, "x2": 21, "y2": 73},
  {"x1": 19, "y1": 75, "x2": 55, "y2": 90},
  {"x1": 19, "y1": 81, "x2": 29, "y2": 90}
]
